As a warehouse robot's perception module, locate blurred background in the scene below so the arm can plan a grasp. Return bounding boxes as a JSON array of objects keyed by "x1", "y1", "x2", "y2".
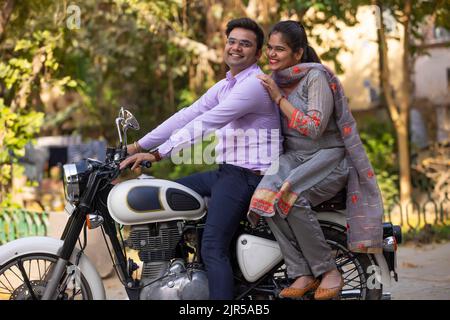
[{"x1": 0, "y1": 0, "x2": 449, "y2": 285}]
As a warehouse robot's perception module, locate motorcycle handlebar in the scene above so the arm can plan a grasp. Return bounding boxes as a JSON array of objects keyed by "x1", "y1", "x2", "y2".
[
  {"x1": 122, "y1": 160, "x2": 152, "y2": 170},
  {"x1": 140, "y1": 160, "x2": 152, "y2": 168}
]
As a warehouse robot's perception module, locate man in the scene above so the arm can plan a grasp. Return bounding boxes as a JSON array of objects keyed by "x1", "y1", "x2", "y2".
[{"x1": 120, "y1": 18, "x2": 282, "y2": 299}]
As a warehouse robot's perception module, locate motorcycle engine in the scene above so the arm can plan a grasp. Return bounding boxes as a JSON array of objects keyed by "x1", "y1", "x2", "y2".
[{"x1": 126, "y1": 221, "x2": 209, "y2": 300}]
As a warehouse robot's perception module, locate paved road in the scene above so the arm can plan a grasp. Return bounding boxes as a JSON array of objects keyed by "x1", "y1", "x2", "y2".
[
  {"x1": 103, "y1": 241, "x2": 450, "y2": 300},
  {"x1": 386, "y1": 242, "x2": 450, "y2": 300}
]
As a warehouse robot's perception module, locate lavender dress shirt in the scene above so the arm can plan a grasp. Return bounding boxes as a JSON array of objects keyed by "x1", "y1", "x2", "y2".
[{"x1": 138, "y1": 63, "x2": 283, "y2": 172}]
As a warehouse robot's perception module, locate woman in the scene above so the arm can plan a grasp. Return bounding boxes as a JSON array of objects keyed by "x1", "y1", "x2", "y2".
[{"x1": 248, "y1": 21, "x2": 384, "y2": 300}]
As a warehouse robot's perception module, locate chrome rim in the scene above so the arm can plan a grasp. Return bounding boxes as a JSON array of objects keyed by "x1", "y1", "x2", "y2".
[
  {"x1": 328, "y1": 239, "x2": 368, "y2": 300},
  {"x1": 271, "y1": 240, "x2": 369, "y2": 300},
  {"x1": 0, "y1": 254, "x2": 92, "y2": 300}
]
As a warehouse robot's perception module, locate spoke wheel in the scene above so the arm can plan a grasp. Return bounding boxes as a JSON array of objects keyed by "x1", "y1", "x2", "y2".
[
  {"x1": 328, "y1": 239, "x2": 368, "y2": 299},
  {"x1": 321, "y1": 227, "x2": 382, "y2": 300},
  {"x1": 248, "y1": 226, "x2": 382, "y2": 300},
  {"x1": 0, "y1": 253, "x2": 93, "y2": 300}
]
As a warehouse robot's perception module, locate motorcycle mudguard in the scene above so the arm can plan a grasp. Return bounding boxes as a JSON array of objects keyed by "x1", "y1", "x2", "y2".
[
  {"x1": 317, "y1": 211, "x2": 391, "y2": 287},
  {"x1": 236, "y1": 234, "x2": 283, "y2": 283},
  {"x1": 0, "y1": 236, "x2": 106, "y2": 300}
]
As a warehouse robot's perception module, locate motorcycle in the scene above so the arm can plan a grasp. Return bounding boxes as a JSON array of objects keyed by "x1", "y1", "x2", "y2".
[{"x1": 0, "y1": 108, "x2": 401, "y2": 300}]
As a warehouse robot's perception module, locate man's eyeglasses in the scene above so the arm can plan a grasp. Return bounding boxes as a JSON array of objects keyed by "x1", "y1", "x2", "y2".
[{"x1": 226, "y1": 37, "x2": 254, "y2": 48}]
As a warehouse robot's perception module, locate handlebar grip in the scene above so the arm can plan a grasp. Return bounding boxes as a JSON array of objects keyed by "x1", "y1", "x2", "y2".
[{"x1": 140, "y1": 160, "x2": 152, "y2": 168}]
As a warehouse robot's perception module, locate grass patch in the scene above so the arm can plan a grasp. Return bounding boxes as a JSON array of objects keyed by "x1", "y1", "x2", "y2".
[{"x1": 403, "y1": 223, "x2": 450, "y2": 245}]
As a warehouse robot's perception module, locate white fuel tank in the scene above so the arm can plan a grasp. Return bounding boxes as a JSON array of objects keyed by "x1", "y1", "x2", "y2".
[{"x1": 107, "y1": 175, "x2": 206, "y2": 225}]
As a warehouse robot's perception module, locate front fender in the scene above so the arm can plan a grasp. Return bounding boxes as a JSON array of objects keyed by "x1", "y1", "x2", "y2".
[{"x1": 0, "y1": 236, "x2": 106, "y2": 300}]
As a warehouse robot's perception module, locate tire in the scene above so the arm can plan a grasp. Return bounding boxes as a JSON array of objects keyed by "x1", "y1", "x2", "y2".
[
  {"x1": 0, "y1": 253, "x2": 94, "y2": 300},
  {"x1": 322, "y1": 226, "x2": 383, "y2": 300},
  {"x1": 235, "y1": 222, "x2": 383, "y2": 300}
]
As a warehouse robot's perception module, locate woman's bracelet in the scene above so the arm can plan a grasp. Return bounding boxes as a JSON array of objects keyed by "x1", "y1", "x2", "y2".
[{"x1": 276, "y1": 95, "x2": 286, "y2": 106}]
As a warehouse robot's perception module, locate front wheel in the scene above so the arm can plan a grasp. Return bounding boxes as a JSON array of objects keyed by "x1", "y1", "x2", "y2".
[{"x1": 0, "y1": 253, "x2": 94, "y2": 300}]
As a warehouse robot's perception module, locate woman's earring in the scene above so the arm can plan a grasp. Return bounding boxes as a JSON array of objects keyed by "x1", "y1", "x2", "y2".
[{"x1": 297, "y1": 48, "x2": 304, "y2": 63}]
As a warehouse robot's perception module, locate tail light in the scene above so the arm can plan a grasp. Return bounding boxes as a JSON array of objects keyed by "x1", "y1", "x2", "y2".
[{"x1": 383, "y1": 236, "x2": 397, "y2": 252}]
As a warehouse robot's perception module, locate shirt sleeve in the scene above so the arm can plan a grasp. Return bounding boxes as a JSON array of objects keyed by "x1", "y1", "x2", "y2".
[
  {"x1": 158, "y1": 76, "x2": 269, "y2": 157},
  {"x1": 287, "y1": 69, "x2": 334, "y2": 140},
  {"x1": 137, "y1": 80, "x2": 223, "y2": 150}
]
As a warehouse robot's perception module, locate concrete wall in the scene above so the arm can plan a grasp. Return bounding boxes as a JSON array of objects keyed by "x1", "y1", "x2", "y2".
[
  {"x1": 414, "y1": 47, "x2": 450, "y2": 106},
  {"x1": 306, "y1": 6, "x2": 403, "y2": 111},
  {"x1": 307, "y1": 6, "x2": 449, "y2": 114}
]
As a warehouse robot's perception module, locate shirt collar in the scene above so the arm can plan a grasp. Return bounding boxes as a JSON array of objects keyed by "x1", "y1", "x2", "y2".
[{"x1": 226, "y1": 63, "x2": 259, "y2": 83}]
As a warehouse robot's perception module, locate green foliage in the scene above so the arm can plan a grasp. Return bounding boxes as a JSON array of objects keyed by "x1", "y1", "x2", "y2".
[
  {"x1": 150, "y1": 137, "x2": 218, "y2": 181},
  {"x1": 0, "y1": 101, "x2": 44, "y2": 206},
  {"x1": 279, "y1": 0, "x2": 364, "y2": 74},
  {"x1": 0, "y1": 102, "x2": 44, "y2": 158},
  {"x1": 378, "y1": 0, "x2": 450, "y2": 57},
  {"x1": 358, "y1": 116, "x2": 399, "y2": 209},
  {"x1": 0, "y1": 3, "x2": 73, "y2": 206},
  {"x1": 403, "y1": 223, "x2": 450, "y2": 244},
  {"x1": 0, "y1": 0, "x2": 448, "y2": 205}
]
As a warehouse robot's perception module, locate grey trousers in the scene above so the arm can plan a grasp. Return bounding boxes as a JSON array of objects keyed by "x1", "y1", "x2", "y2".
[{"x1": 266, "y1": 159, "x2": 348, "y2": 279}]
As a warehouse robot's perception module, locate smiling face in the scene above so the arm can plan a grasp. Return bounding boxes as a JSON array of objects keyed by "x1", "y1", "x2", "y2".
[
  {"x1": 223, "y1": 27, "x2": 261, "y2": 76},
  {"x1": 266, "y1": 32, "x2": 303, "y2": 72}
]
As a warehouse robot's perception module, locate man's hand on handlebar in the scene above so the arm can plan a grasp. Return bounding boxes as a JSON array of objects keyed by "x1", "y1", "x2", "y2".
[
  {"x1": 127, "y1": 142, "x2": 142, "y2": 156},
  {"x1": 126, "y1": 144, "x2": 137, "y2": 156},
  {"x1": 120, "y1": 152, "x2": 156, "y2": 170}
]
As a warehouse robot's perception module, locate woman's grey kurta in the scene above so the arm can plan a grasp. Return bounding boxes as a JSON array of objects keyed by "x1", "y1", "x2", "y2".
[{"x1": 248, "y1": 63, "x2": 384, "y2": 254}]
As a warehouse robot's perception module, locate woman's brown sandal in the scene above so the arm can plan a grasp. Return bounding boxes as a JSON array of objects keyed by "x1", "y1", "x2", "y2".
[
  {"x1": 279, "y1": 279, "x2": 320, "y2": 299},
  {"x1": 314, "y1": 275, "x2": 344, "y2": 300}
]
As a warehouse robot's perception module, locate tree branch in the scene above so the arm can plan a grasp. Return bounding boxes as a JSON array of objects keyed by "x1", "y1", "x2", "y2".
[
  {"x1": 0, "y1": 0, "x2": 14, "y2": 38},
  {"x1": 169, "y1": 33, "x2": 223, "y2": 64},
  {"x1": 375, "y1": 0, "x2": 400, "y2": 125},
  {"x1": 11, "y1": 46, "x2": 47, "y2": 112}
]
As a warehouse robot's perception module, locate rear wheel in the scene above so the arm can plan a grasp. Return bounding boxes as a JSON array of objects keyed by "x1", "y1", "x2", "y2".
[
  {"x1": 246, "y1": 226, "x2": 382, "y2": 300},
  {"x1": 0, "y1": 253, "x2": 93, "y2": 300},
  {"x1": 322, "y1": 226, "x2": 382, "y2": 300}
]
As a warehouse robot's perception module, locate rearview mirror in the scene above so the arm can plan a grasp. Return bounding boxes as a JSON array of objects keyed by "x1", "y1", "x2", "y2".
[
  {"x1": 119, "y1": 108, "x2": 140, "y2": 131},
  {"x1": 116, "y1": 107, "x2": 140, "y2": 147}
]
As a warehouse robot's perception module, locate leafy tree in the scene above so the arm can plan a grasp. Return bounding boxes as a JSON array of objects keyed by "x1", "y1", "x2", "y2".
[
  {"x1": 2, "y1": 0, "x2": 448, "y2": 208},
  {"x1": 0, "y1": 1, "x2": 75, "y2": 205},
  {"x1": 373, "y1": 0, "x2": 449, "y2": 208}
]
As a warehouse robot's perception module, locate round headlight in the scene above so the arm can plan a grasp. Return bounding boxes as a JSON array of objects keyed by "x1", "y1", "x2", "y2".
[{"x1": 63, "y1": 163, "x2": 80, "y2": 204}]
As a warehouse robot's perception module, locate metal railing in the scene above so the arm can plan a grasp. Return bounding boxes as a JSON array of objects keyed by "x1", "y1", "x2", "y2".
[
  {"x1": 384, "y1": 192, "x2": 450, "y2": 230},
  {"x1": 0, "y1": 208, "x2": 48, "y2": 245},
  {"x1": 0, "y1": 192, "x2": 448, "y2": 245}
]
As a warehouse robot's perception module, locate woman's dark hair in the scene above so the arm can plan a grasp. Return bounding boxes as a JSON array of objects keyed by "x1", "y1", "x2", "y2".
[
  {"x1": 269, "y1": 20, "x2": 321, "y2": 63},
  {"x1": 226, "y1": 18, "x2": 265, "y2": 51}
]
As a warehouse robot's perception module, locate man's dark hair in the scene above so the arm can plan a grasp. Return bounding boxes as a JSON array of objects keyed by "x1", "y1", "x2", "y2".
[{"x1": 225, "y1": 18, "x2": 264, "y2": 51}]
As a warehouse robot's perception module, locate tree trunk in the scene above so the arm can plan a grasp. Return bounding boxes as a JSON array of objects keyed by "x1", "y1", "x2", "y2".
[
  {"x1": 375, "y1": 0, "x2": 413, "y2": 210},
  {"x1": 396, "y1": 111, "x2": 411, "y2": 207},
  {"x1": 0, "y1": 0, "x2": 14, "y2": 38},
  {"x1": 168, "y1": 66, "x2": 175, "y2": 113},
  {"x1": 398, "y1": 0, "x2": 413, "y2": 208}
]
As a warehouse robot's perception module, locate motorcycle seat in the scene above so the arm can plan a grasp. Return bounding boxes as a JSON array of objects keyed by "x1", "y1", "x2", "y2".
[
  {"x1": 311, "y1": 188, "x2": 347, "y2": 212},
  {"x1": 203, "y1": 188, "x2": 347, "y2": 213}
]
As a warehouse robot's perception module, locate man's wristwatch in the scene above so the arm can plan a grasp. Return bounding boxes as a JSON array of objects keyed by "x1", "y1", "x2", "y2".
[{"x1": 149, "y1": 149, "x2": 162, "y2": 162}]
